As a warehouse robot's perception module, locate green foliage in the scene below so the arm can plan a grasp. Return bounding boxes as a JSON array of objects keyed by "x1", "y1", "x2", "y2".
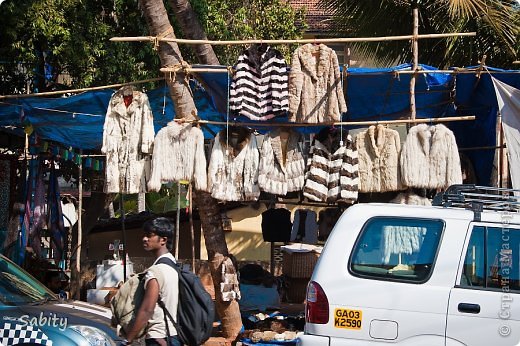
[
  {"x1": 186, "y1": 0, "x2": 307, "y2": 65},
  {"x1": 319, "y1": 0, "x2": 519, "y2": 68}
]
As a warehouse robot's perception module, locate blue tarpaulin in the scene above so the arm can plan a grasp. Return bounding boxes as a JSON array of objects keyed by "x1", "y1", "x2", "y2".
[{"x1": 1, "y1": 64, "x2": 519, "y2": 184}]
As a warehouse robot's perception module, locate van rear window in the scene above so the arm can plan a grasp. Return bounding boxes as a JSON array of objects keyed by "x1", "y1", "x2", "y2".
[{"x1": 350, "y1": 217, "x2": 444, "y2": 283}]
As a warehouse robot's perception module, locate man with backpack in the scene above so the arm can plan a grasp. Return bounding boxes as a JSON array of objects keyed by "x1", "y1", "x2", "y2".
[{"x1": 121, "y1": 217, "x2": 181, "y2": 346}]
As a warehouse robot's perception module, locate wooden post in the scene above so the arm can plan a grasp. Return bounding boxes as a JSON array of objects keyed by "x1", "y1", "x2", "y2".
[
  {"x1": 176, "y1": 183, "x2": 181, "y2": 258},
  {"x1": 120, "y1": 193, "x2": 127, "y2": 282},
  {"x1": 410, "y1": 1, "x2": 419, "y2": 121},
  {"x1": 189, "y1": 183, "x2": 195, "y2": 272},
  {"x1": 75, "y1": 149, "x2": 83, "y2": 300}
]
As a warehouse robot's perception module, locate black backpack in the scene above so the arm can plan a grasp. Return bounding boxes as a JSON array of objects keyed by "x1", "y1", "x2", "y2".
[{"x1": 156, "y1": 257, "x2": 215, "y2": 346}]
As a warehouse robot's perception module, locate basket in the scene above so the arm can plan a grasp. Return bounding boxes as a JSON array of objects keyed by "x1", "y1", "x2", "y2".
[
  {"x1": 286, "y1": 278, "x2": 310, "y2": 303},
  {"x1": 282, "y1": 251, "x2": 320, "y2": 278}
]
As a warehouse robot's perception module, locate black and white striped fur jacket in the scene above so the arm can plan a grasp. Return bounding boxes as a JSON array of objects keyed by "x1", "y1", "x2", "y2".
[
  {"x1": 303, "y1": 127, "x2": 359, "y2": 203},
  {"x1": 229, "y1": 44, "x2": 289, "y2": 121}
]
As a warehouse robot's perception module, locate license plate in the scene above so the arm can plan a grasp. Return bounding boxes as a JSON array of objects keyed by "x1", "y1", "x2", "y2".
[{"x1": 334, "y1": 308, "x2": 362, "y2": 330}]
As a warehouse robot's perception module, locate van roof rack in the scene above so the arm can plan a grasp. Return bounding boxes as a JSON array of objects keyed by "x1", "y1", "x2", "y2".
[{"x1": 432, "y1": 184, "x2": 520, "y2": 221}]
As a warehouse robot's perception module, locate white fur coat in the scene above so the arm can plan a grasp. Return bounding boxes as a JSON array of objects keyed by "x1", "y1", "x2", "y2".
[
  {"x1": 356, "y1": 125, "x2": 402, "y2": 193},
  {"x1": 101, "y1": 88, "x2": 155, "y2": 194},
  {"x1": 148, "y1": 122, "x2": 207, "y2": 192},
  {"x1": 400, "y1": 124, "x2": 462, "y2": 189},
  {"x1": 258, "y1": 129, "x2": 305, "y2": 195},
  {"x1": 207, "y1": 129, "x2": 260, "y2": 201},
  {"x1": 288, "y1": 44, "x2": 347, "y2": 123}
]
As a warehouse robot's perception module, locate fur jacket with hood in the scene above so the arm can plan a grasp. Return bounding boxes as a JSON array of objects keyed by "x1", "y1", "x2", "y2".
[
  {"x1": 288, "y1": 44, "x2": 347, "y2": 123},
  {"x1": 258, "y1": 129, "x2": 305, "y2": 195},
  {"x1": 101, "y1": 87, "x2": 155, "y2": 194},
  {"x1": 208, "y1": 127, "x2": 260, "y2": 201},
  {"x1": 304, "y1": 128, "x2": 359, "y2": 203},
  {"x1": 229, "y1": 44, "x2": 289, "y2": 121},
  {"x1": 148, "y1": 122, "x2": 207, "y2": 192},
  {"x1": 400, "y1": 124, "x2": 462, "y2": 189},
  {"x1": 356, "y1": 124, "x2": 402, "y2": 193}
]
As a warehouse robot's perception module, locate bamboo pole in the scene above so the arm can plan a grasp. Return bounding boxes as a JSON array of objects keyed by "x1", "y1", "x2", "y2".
[
  {"x1": 0, "y1": 77, "x2": 164, "y2": 100},
  {"x1": 410, "y1": 3, "x2": 419, "y2": 121},
  {"x1": 189, "y1": 183, "x2": 195, "y2": 273},
  {"x1": 75, "y1": 149, "x2": 83, "y2": 300},
  {"x1": 110, "y1": 32, "x2": 476, "y2": 45},
  {"x1": 184, "y1": 115, "x2": 475, "y2": 127},
  {"x1": 175, "y1": 183, "x2": 181, "y2": 259}
]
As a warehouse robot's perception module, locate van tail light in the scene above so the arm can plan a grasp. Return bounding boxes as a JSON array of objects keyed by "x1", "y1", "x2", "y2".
[{"x1": 306, "y1": 281, "x2": 329, "y2": 324}]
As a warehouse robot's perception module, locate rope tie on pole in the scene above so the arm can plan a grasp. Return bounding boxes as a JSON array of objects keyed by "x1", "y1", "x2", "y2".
[{"x1": 152, "y1": 27, "x2": 174, "y2": 51}]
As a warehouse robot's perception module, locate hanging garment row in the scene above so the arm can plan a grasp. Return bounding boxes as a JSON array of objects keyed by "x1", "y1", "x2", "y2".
[
  {"x1": 228, "y1": 43, "x2": 346, "y2": 123},
  {"x1": 102, "y1": 87, "x2": 463, "y2": 201}
]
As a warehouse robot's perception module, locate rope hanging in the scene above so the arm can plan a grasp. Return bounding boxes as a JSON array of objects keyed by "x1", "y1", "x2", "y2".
[{"x1": 152, "y1": 27, "x2": 174, "y2": 51}]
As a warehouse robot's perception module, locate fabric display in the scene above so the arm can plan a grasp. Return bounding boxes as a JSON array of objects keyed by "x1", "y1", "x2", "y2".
[
  {"x1": 382, "y1": 225, "x2": 427, "y2": 264},
  {"x1": 304, "y1": 127, "x2": 359, "y2": 203},
  {"x1": 47, "y1": 163, "x2": 65, "y2": 262},
  {"x1": 229, "y1": 44, "x2": 289, "y2": 121},
  {"x1": 261, "y1": 207, "x2": 292, "y2": 242},
  {"x1": 356, "y1": 124, "x2": 402, "y2": 193},
  {"x1": 318, "y1": 208, "x2": 342, "y2": 242},
  {"x1": 208, "y1": 126, "x2": 260, "y2": 201},
  {"x1": 148, "y1": 122, "x2": 207, "y2": 192},
  {"x1": 288, "y1": 43, "x2": 347, "y2": 123},
  {"x1": 258, "y1": 129, "x2": 305, "y2": 196},
  {"x1": 29, "y1": 158, "x2": 45, "y2": 257},
  {"x1": 220, "y1": 256, "x2": 241, "y2": 302},
  {"x1": 400, "y1": 124, "x2": 462, "y2": 189},
  {"x1": 101, "y1": 86, "x2": 155, "y2": 194},
  {"x1": 290, "y1": 209, "x2": 318, "y2": 244},
  {"x1": 390, "y1": 191, "x2": 431, "y2": 206}
]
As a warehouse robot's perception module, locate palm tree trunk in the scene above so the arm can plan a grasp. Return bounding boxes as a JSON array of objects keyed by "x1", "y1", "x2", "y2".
[
  {"x1": 167, "y1": 0, "x2": 219, "y2": 65},
  {"x1": 138, "y1": 0, "x2": 242, "y2": 339}
]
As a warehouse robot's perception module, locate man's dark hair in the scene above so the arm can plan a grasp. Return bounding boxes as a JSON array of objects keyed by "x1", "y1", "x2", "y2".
[{"x1": 143, "y1": 217, "x2": 175, "y2": 251}]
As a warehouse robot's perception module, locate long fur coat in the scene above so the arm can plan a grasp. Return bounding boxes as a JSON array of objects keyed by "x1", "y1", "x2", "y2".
[
  {"x1": 258, "y1": 129, "x2": 305, "y2": 195},
  {"x1": 304, "y1": 128, "x2": 359, "y2": 203},
  {"x1": 229, "y1": 44, "x2": 289, "y2": 120},
  {"x1": 208, "y1": 127, "x2": 260, "y2": 201},
  {"x1": 288, "y1": 44, "x2": 347, "y2": 123},
  {"x1": 148, "y1": 122, "x2": 207, "y2": 192},
  {"x1": 400, "y1": 124, "x2": 462, "y2": 189},
  {"x1": 356, "y1": 124, "x2": 402, "y2": 193},
  {"x1": 101, "y1": 87, "x2": 155, "y2": 194}
]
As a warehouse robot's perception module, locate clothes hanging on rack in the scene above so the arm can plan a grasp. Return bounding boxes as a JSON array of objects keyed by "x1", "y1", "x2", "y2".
[
  {"x1": 29, "y1": 158, "x2": 45, "y2": 257},
  {"x1": 261, "y1": 207, "x2": 292, "y2": 242},
  {"x1": 303, "y1": 127, "x2": 359, "y2": 203},
  {"x1": 390, "y1": 190, "x2": 431, "y2": 206},
  {"x1": 229, "y1": 44, "x2": 289, "y2": 121},
  {"x1": 207, "y1": 127, "x2": 260, "y2": 201},
  {"x1": 290, "y1": 209, "x2": 318, "y2": 244},
  {"x1": 288, "y1": 43, "x2": 346, "y2": 123},
  {"x1": 356, "y1": 124, "x2": 402, "y2": 193},
  {"x1": 258, "y1": 128, "x2": 305, "y2": 196},
  {"x1": 47, "y1": 162, "x2": 65, "y2": 262},
  {"x1": 101, "y1": 86, "x2": 155, "y2": 194},
  {"x1": 148, "y1": 122, "x2": 207, "y2": 192},
  {"x1": 400, "y1": 124, "x2": 462, "y2": 189},
  {"x1": 318, "y1": 208, "x2": 342, "y2": 242}
]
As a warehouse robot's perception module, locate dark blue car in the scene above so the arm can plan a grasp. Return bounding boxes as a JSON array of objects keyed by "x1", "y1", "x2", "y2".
[{"x1": 0, "y1": 254, "x2": 121, "y2": 345}]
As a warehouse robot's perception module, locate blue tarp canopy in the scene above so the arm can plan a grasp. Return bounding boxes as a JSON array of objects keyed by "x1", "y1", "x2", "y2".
[{"x1": 1, "y1": 63, "x2": 519, "y2": 184}]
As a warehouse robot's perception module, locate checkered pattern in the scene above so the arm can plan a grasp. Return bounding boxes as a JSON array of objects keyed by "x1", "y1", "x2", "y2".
[{"x1": 0, "y1": 322, "x2": 52, "y2": 346}]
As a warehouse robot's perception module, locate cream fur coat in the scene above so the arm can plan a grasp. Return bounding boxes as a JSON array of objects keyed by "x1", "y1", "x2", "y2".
[
  {"x1": 288, "y1": 44, "x2": 347, "y2": 123},
  {"x1": 148, "y1": 122, "x2": 207, "y2": 192},
  {"x1": 356, "y1": 125, "x2": 402, "y2": 193},
  {"x1": 208, "y1": 129, "x2": 260, "y2": 201},
  {"x1": 258, "y1": 129, "x2": 305, "y2": 195},
  {"x1": 400, "y1": 124, "x2": 462, "y2": 189},
  {"x1": 101, "y1": 88, "x2": 155, "y2": 194}
]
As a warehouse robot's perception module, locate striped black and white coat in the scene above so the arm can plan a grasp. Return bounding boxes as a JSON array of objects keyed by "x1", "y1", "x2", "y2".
[
  {"x1": 229, "y1": 44, "x2": 289, "y2": 121},
  {"x1": 303, "y1": 128, "x2": 359, "y2": 203}
]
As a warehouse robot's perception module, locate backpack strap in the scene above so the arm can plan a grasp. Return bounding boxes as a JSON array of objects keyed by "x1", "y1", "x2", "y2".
[{"x1": 155, "y1": 257, "x2": 181, "y2": 338}]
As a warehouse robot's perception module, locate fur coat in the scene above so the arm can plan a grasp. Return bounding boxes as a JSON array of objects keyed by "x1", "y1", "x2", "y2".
[
  {"x1": 148, "y1": 122, "x2": 207, "y2": 192},
  {"x1": 207, "y1": 127, "x2": 260, "y2": 201},
  {"x1": 101, "y1": 87, "x2": 155, "y2": 194},
  {"x1": 356, "y1": 124, "x2": 402, "y2": 193},
  {"x1": 258, "y1": 129, "x2": 305, "y2": 195},
  {"x1": 400, "y1": 124, "x2": 462, "y2": 189},
  {"x1": 288, "y1": 44, "x2": 347, "y2": 123},
  {"x1": 229, "y1": 44, "x2": 289, "y2": 120},
  {"x1": 304, "y1": 128, "x2": 359, "y2": 203}
]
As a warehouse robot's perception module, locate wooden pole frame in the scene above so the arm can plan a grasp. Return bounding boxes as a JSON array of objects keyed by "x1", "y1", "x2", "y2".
[
  {"x1": 110, "y1": 32, "x2": 476, "y2": 45},
  {"x1": 75, "y1": 149, "x2": 83, "y2": 300}
]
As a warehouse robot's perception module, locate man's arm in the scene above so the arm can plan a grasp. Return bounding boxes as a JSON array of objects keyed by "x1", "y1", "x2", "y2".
[{"x1": 125, "y1": 278, "x2": 160, "y2": 343}]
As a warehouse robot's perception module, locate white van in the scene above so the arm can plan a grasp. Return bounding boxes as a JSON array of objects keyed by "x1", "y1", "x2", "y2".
[{"x1": 298, "y1": 185, "x2": 520, "y2": 346}]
